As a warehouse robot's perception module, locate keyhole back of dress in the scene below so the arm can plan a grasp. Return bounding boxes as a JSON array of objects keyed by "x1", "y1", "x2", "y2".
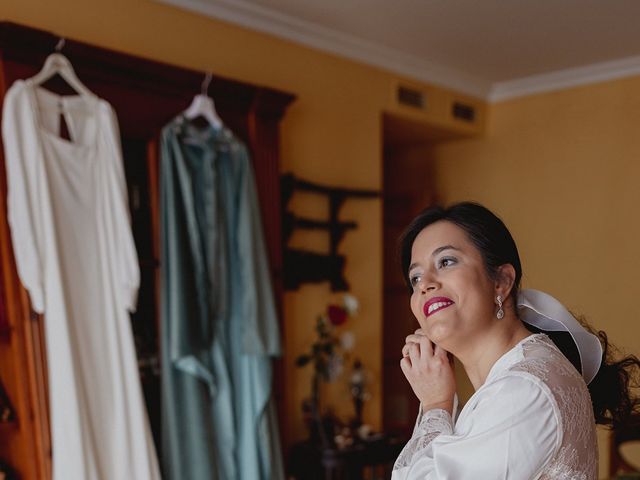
[
  {"x1": 58, "y1": 109, "x2": 71, "y2": 141},
  {"x1": 40, "y1": 74, "x2": 79, "y2": 143}
]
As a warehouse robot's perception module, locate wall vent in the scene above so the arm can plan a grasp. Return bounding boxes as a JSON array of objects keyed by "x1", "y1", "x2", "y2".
[
  {"x1": 452, "y1": 102, "x2": 476, "y2": 122},
  {"x1": 397, "y1": 85, "x2": 425, "y2": 109}
]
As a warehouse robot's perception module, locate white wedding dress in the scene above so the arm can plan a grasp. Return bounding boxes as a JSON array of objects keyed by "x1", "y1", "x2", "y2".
[{"x1": 2, "y1": 80, "x2": 160, "y2": 480}]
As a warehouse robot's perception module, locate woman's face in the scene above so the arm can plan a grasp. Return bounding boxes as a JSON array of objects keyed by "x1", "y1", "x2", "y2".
[{"x1": 408, "y1": 220, "x2": 498, "y2": 350}]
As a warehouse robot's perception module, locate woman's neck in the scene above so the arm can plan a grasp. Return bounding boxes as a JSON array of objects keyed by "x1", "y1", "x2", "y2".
[{"x1": 457, "y1": 319, "x2": 532, "y2": 390}]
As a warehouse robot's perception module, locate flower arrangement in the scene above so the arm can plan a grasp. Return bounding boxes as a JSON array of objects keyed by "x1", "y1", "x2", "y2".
[
  {"x1": 296, "y1": 294, "x2": 358, "y2": 413},
  {"x1": 295, "y1": 294, "x2": 359, "y2": 446}
]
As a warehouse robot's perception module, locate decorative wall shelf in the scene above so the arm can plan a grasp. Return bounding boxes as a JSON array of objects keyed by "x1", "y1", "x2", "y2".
[{"x1": 281, "y1": 173, "x2": 379, "y2": 291}]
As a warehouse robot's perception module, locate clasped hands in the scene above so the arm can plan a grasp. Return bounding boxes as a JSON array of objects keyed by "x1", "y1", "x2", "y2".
[{"x1": 401, "y1": 328, "x2": 456, "y2": 415}]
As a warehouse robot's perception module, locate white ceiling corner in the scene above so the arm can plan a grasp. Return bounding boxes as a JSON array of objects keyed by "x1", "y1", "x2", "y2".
[{"x1": 490, "y1": 55, "x2": 640, "y2": 102}]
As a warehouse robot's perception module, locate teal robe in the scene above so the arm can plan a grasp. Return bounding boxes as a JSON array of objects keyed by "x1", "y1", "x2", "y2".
[{"x1": 160, "y1": 117, "x2": 283, "y2": 480}]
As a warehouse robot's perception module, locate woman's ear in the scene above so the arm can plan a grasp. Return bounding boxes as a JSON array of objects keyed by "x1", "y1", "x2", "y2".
[{"x1": 495, "y1": 264, "x2": 516, "y2": 300}]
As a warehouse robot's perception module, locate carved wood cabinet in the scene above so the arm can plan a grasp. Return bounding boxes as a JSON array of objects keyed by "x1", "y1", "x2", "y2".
[{"x1": 0, "y1": 22, "x2": 294, "y2": 479}]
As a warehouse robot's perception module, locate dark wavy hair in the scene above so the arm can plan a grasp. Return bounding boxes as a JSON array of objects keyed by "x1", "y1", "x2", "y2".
[{"x1": 399, "y1": 201, "x2": 640, "y2": 428}]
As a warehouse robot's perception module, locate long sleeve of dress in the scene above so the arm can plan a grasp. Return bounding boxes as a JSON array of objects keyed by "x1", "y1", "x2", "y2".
[
  {"x1": 236, "y1": 145, "x2": 281, "y2": 357},
  {"x1": 232, "y1": 143, "x2": 285, "y2": 480},
  {"x1": 2, "y1": 83, "x2": 45, "y2": 313},
  {"x1": 392, "y1": 373, "x2": 560, "y2": 480},
  {"x1": 103, "y1": 103, "x2": 140, "y2": 313}
]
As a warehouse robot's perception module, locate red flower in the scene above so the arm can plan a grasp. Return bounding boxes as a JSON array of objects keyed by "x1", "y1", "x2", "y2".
[{"x1": 327, "y1": 305, "x2": 348, "y2": 326}]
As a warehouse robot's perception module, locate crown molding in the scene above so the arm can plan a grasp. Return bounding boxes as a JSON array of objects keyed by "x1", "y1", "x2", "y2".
[
  {"x1": 489, "y1": 55, "x2": 640, "y2": 102},
  {"x1": 158, "y1": 0, "x2": 640, "y2": 103},
  {"x1": 156, "y1": 0, "x2": 492, "y2": 99}
]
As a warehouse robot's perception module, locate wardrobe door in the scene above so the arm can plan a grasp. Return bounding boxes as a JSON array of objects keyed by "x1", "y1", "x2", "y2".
[
  {"x1": 122, "y1": 138, "x2": 162, "y2": 447},
  {"x1": 0, "y1": 43, "x2": 52, "y2": 480}
]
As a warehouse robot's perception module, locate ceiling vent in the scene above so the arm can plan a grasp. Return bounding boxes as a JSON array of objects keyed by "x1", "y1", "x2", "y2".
[
  {"x1": 397, "y1": 85, "x2": 425, "y2": 110},
  {"x1": 452, "y1": 101, "x2": 476, "y2": 123}
]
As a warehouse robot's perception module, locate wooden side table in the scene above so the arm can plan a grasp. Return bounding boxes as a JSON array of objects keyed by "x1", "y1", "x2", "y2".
[{"x1": 289, "y1": 435, "x2": 405, "y2": 480}]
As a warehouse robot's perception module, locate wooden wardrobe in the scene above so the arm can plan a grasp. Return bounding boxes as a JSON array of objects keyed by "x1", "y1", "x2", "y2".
[{"x1": 0, "y1": 22, "x2": 294, "y2": 479}]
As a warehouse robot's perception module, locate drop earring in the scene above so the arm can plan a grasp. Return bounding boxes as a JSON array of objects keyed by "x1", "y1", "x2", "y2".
[{"x1": 496, "y1": 295, "x2": 504, "y2": 319}]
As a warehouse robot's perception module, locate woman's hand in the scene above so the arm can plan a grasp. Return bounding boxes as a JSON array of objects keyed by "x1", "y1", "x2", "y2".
[{"x1": 401, "y1": 328, "x2": 456, "y2": 414}]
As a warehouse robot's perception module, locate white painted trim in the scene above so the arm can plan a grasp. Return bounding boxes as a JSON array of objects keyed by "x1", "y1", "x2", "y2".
[
  {"x1": 155, "y1": 0, "x2": 491, "y2": 98},
  {"x1": 489, "y1": 55, "x2": 640, "y2": 102},
  {"x1": 156, "y1": 0, "x2": 640, "y2": 103}
]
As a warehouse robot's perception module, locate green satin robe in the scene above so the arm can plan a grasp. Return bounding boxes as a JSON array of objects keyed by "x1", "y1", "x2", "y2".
[{"x1": 160, "y1": 117, "x2": 283, "y2": 480}]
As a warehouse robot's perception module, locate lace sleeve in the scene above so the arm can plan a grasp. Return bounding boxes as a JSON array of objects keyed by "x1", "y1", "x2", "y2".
[{"x1": 394, "y1": 408, "x2": 453, "y2": 471}]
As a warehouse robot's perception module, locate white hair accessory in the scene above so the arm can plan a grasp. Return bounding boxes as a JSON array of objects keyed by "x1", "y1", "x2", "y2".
[{"x1": 517, "y1": 289, "x2": 603, "y2": 385}]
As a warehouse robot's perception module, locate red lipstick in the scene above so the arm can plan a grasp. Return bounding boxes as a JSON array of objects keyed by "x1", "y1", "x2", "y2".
[{"x1": 423, "y1": 296, "x2": 454, "y2": 317}]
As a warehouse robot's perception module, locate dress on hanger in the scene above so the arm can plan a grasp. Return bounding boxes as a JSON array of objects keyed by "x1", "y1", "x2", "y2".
[
  {"x1": 160, "y1": 116, "x2": 284, "y2": 480},
  {"x1": 1, "y1": 80, "x2": 161, "y2": 480}
]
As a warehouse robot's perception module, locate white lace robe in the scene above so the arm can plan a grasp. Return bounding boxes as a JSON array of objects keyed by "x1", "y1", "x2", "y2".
[{"x1": 392, "y1": 334, "x2": 598, "y2": 479}]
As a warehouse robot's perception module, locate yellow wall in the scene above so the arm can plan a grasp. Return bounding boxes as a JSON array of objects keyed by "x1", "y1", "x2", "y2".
[{"x1": 432, "y1": 76, "x2": 640, "y2": 477}]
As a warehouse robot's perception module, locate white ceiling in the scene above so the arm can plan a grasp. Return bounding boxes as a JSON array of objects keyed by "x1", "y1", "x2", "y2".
[{"x1": 160, "y1": 0, "x2": 640, "y2": 101}]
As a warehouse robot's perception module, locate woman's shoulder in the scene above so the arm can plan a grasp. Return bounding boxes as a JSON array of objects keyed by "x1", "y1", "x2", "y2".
[
  {"x1": 476, "y1": 333, "x2": 590, "y2": 421},
  {"x1": 508, "y1": 334, "x2": 585, "y2": 387},
  {"x1": 503, "y1": 335, "x2": 598, "y2": 477},
  {"x1": 501, "y1": 333, "x2": 594, "y2": 433}
]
